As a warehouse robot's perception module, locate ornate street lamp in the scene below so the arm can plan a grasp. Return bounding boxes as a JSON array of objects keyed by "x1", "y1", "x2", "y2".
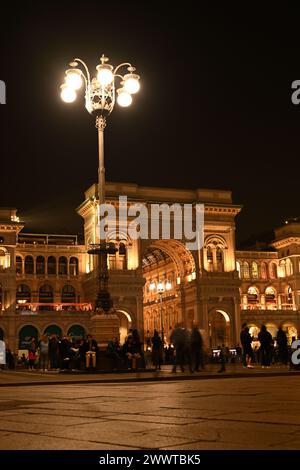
[
  {"x1": 150, "y1": 280, "x2": 172, "y2": 342},
  {"x1": 60, "y1": 54, "x2": 140, "y2": 312}
]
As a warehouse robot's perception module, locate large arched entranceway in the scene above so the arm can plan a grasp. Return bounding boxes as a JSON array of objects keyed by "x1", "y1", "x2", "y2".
[
  {"x1": 142, "y1": 240, "x2": 196, "y2": 340},
  {"x1": 116, "y1": 310, "x2": 132, "y2": 345},
  {"x1": 67, "y1": 324, "x2": 86, "y2": 341},
  {"x1": 19, "y1": 325, "x2": 39, "y2": 349},
  {"x1": 44, "y1": 324, "x2": 63, "y2": 339},
  {"x1": 209, "y1": 309, "x2": 231, "y2": 348}
]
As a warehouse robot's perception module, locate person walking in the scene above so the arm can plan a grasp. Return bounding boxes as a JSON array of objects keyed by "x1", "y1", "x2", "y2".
[
  {"x1": 39, "y1": 335, "x2": 49, "y2": 371},
  {"x1": 190, "y1": 324, "x2": 205, "y2": 372}
]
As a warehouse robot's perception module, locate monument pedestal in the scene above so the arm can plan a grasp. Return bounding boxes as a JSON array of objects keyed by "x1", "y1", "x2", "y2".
[{"x1": 90, "y1": 309, "x2": 120, "y2": 349}]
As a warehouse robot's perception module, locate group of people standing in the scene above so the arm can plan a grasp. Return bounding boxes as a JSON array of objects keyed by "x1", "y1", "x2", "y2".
[
  {"x1": 26, "y1": 334, "x2": 99, "y2": 371},
  {"x1": 240, "y1": 323, "x2": 289, "y2": 368}
]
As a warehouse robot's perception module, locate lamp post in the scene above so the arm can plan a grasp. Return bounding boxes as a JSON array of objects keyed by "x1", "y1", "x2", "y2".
[
  {"x1": 150, "y1": 280, "x2": 172, "y2": 342},
  {"x1": 60, "y1": 54, "x2": 140, "y2": 312}
]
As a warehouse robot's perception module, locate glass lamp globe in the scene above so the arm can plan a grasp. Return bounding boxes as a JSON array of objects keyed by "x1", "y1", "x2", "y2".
[
  {"x1": 60, "y1": 84, "x2": 76, "y2": 103},
  {"x1": 65, "y1": 69, "x2": 83, "y2": 90},
  {"x1": 117, "y1": 88, "x2": 132, "y2": 107},
  {"x1": 165, "y1": 281, "x2": 172, "y2": 290},
  {"x1": 157, "y1": 282, "x2": 164, "y2": 292},
  {"x1": 123, "y1": 73, "x2": 140, "y2": 94},
  {"x1": 149, "y1": 281, "x2": 156, "y2": 290},
  {"x1": 96, "y1": 64, "x2": 114, "y2": 86}
]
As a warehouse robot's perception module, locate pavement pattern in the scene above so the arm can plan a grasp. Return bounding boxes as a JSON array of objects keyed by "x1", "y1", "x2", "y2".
[{"x1": 0, "y1": 374, "x2": 300, "y2": 450}]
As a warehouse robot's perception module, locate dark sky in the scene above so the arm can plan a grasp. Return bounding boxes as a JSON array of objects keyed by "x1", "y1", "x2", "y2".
[{"x1": 1, "y1": 2, "x2": 300, "y2": 245}]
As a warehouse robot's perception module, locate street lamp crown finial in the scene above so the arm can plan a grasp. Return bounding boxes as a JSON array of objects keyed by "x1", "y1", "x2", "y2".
[{"x1": 100, "y1": 54, "x2": 109, "y2": 64}]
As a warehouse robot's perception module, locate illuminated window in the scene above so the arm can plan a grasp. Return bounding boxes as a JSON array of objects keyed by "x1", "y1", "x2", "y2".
[
  {"x1": 16, "y1": 284, "x2": 31, "y2": 303},
  {"x1": 252, "y1": 262, "x2": 259, "y2": 279},
  {"x1": 70, "y1": 257, "x2": 79, "y2": 276},
  {"x1": 247, "y1": 286, "x2": 258, "y2": 302},
  {"x1": 265, "y1": 286, "x2": 276, "y2": 302},
  {"x1": 206, "y1": 247, "x2": 213, "y2": 271},
  {"x1": 236, "y1": 261, "x2": 241, "y2": 278},
  {"x1": 286, "y1": 258, "x2": 293, "y2": 277},
  {"x1": 216, "y1": 248, "x2": 224, "y2": 272},
  {"x1": 243, "y1": 261, "x2": 250, "y2": 279},
  {"x1": 269, "y1": 262, "x2": 277, "y2": 279},
  {"x1": 260, "y1": 262, "x2": 267, "y2": 280}
]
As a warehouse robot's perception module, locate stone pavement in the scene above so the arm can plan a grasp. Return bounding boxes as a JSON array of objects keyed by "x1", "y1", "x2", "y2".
[
  {"x1": 0, "y1": 375, "x2": 300, "y2": 450},
  {"x1": 0, "y1": 363, "x2": 299, "y2": 386}
]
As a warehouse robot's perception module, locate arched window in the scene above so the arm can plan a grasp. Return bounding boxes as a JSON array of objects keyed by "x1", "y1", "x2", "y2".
[
  {"x1": 47, "y1": 256, "x2": 56, "y2": 275},
  {"x1": 58, "y1": 256, "x2": 68, "y2": 275},
  {"x1": 25, "y1": 255, "x2": 34, "y2": 274},
  {"x1": 269, "y1": 262, "x2": 277, "y2": 279},
  {"x1": 44, "y1": 324, "x2": 62, "y2": 339},
  {"x1": 0, "y1": 249, "x2": 7, "y2": 269},
  {"x1": 19, "y1": 325, "x2": 38, "y2": 349},
  {"x1": 252, "y1": 262, "x2": 259, "y2": 279},
  {"x1": 108, "y1": 242, "x2": 127, "y2": 270},
  {"x1": 247, "y1": 286, "x2": 259, "y2": 304},
  {"x1": 206, "y1": 247, "x2": 213, "y2": 272},
  {"x1": 236, "y1": 261, "x2": 241, "y2": 278},
  {"x1": 16, "y1": 284, "x2": 31, "y2": 303},
  {"x1": 16, "y1": 256, "x2": 22, "y2": 274},
  {"x1": 61, "y1": 284, "x2": 76, "y2": 303},
  {"x1": 260, "y1": 262, "x2": 267, "y2": 280},
  {"x1": 265, "y1": 286, "x2": 276, "y2": 306},
  {"x1": 288, "y1": 286, "x2": 293, "y2": 301},
  {"x1": 286, "y1": 258, "x2": 293, "y2": 277},
  {"x1": 36, "y1": 256, "x2": 45, "y2": 275},
  {"x1": 67, "y1": 325, "x2": 86, "y2": 341},
  {"x1": 69, "y1": 257, "x2": 78, "y2": 276},
  {"x1": 216, "y1": 248, "x2": 224, "y2": 272},
  {"x1": 243, "y1": 261, "x2": 250, "y2": 279},
  {"x1": 279, "y1": 260, "x2": 286, "y2": 278},
  {"x1": 39, "y1": 284, "x2": 53, "y2": 303}
]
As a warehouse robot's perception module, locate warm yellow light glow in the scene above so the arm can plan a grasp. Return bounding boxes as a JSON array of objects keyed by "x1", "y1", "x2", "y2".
[
  {"x1": 117, "y1": 88, "x2": 132, "y2": 107},
  {"x1": 165, "y1": 281, "x2": 172, "y2": 290},
  {"x1": 96, "y1": 65, "x2": 114, "y2": 86},
  {"x1": 124, "y1": 74, "x2": 140, "y2": 94},
  {"x1": 60, "y1": 84, "x2": 76, "y2": 103},
  {"x1": 157, "y1": 282, "x2": 164, "y2": 292},
  {"x1": 149, "y1": 281, "x2": 156, "y2": 290},
  {"x1": 65, "y1": 69, "x2": 83, "y2": 90}
]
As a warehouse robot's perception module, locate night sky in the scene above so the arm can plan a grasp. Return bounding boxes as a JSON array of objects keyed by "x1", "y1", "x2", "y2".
[{"x1": 1, "y1": 3, "x2": 300, "y2": 246}]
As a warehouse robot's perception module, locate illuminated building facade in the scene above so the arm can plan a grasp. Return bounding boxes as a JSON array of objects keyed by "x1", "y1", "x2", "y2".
[{"x1": 0, "y1": 184, "x2": 299, "y2": 352}]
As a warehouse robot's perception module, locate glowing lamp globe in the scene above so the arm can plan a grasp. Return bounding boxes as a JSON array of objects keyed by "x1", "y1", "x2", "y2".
[
  {"x1": 65, "y1": 69, "x2": 83, "y2": 90},
  {"x1": 117, "y1": 88, "x2": 132, "y2": 107},
  {"x1": 60, "y1": 84, "x2": 77, "y2": 103},
  {"x1": 124, "y1": 73, "x2": 140, "y2": 94},
  {"x1": 96, "y1": 64, "x2": 114, "y2": 86},
  {"x1": 157, "y1": 282, "x2": 164, "y2": 292},
  {"x1": 165, "y1": 281, "x2": 172, "y2": 290}
]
